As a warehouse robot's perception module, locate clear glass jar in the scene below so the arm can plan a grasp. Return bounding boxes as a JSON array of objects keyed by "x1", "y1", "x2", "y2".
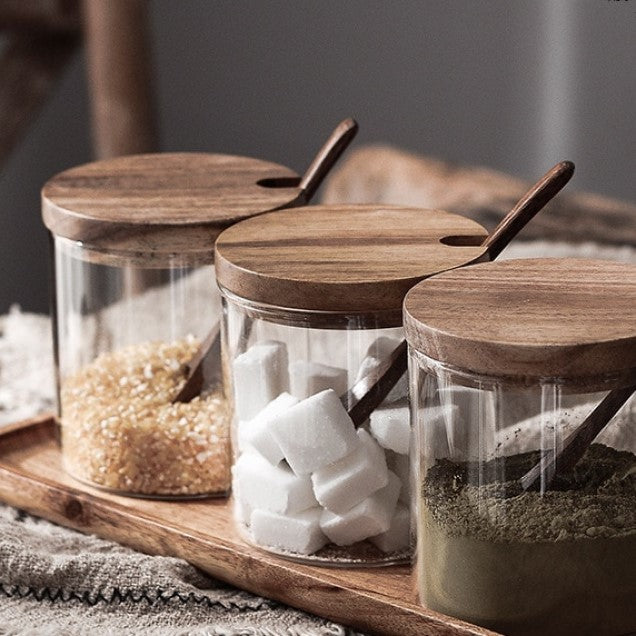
[
  {"x1": 411, "y1": 354, "x2": 635, "y2": 636},
  {"x1": 221, "y1": 295, "x2": 413, "y2": 565},
  {"x1": 41, "y1": 150, "x2": 316, "y2": 498},
  {"x1": 52, "y1": 238, "x2": 231, "y2": 498},
  {"x1": 214, "y1": 202, "x2": 490, "y2": 565},
  {"x1": 404, "y1": 257, "x2": 636, "y2": 636}
]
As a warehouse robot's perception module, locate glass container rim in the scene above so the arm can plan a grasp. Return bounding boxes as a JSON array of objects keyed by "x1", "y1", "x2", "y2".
[
  {"x1": 409, "y1": 346, "x2": 636, "y2": 394},
  {"x1": 219, "y1": 284, "x2": 403, "y2": 330},
  {"x1": 52, "y1": 234, "x2": 216, "y2": 268}
]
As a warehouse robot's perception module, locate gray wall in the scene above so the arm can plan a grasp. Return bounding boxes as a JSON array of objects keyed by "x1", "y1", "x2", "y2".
[{"x1": 1, "y1": 0, "x2": 635, "y2": 315}]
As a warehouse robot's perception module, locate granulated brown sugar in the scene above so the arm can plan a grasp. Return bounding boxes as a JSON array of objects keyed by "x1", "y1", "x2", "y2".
[
  {"x1": 419, "y1": 444, "x2": 636, "y2": 636},
  {"x1": 61, "y1": 337, "x2": 231, "y2": 497}
]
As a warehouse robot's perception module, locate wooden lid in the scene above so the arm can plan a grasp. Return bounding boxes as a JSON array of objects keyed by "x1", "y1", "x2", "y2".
[
  {"x1": 404, "y1": 258, "x2": 636, "y2": 384},
  {"x1": 41, "y1": 152, "x2": 302, "y2": 252},
  {"x1": 215, "y1": 204, "x2": 489, "y2": 319}
]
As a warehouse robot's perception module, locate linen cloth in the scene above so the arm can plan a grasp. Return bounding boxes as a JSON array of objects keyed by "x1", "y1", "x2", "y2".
[{"x1": 0, "y1": 240, "x2": 634, "y2": 635}]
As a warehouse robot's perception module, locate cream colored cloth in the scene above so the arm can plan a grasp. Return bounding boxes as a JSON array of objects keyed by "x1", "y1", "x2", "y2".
[{"x1": 0, "y1": 502, "x2": 352, "y2": 635}]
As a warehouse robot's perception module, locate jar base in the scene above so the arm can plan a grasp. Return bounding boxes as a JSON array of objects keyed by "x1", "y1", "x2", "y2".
[
  {"x1": 237, "y1": 521, "x2": 412, "y2": 567},
  {"x1": 63, "y1": 464, "x2": 229, "y2": 501}
]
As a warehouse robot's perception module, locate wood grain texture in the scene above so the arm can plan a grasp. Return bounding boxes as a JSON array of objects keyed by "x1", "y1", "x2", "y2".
[
  {"x1": 0, "y1": 417, "x2": 499, "y2": 636},
  {"x1": 322, "y1": 146, "x2": 636, "y2": 247},
  {"x1": 215, "y1": 205, "x2": 489, "y2": 314},
  {"x1": 404, "y1": 258, "x2": 636, "y2": 383},
  {"x1": 82, "y1": 0, "x2": 157, "y2": 158},
  {"x1": 41, "y1": 152, "x2": 303, "y2": 252}
]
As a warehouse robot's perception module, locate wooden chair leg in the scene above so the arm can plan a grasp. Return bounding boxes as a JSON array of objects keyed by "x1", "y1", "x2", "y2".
[{"x1": 82, "y1": 0, "x2": 157, "y2": 158}]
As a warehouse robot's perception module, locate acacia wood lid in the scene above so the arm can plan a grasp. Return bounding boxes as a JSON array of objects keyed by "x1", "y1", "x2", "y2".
[
  {"x1": 404, "y1": 258, "x2": 636, "y2": 384},
  {"x1": 215, "y1": 204, "x2": 489, "y2": 318},
  {"x1": 41, "y1": 152, "x2": 302, "y2": 252}
]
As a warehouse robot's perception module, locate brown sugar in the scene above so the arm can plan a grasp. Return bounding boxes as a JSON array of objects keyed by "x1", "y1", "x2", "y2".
[{"x1": 61, "y1": 337, "x2": 231, "y2": 497}]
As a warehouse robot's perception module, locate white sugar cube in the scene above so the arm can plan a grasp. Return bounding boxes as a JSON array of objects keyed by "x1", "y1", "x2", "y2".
[
  {"x1": 320, "y1": 471, "x2": 401, "y2": 545},
  {"x1": 369, "y1": 502, "x2": 411, "y2": 553},
  {"x1": 233, "y1": 341, "x2": 289, "y2": 420},
  {"x1": 233, "y1": 452, "x2": 317, "y2": 515},
  {"x1": 354, "y1": 337, "x2": 407, "y2": 405},
  {"x1": 270, "y1": 389, "x2": 358, "y2": 474},
  {"x1": 250, "y1": 508, "x2": 328, "y2": 555},
  {"x1": 231, "y1": 480, "x2": 252, "y2": 526},
  {"x1": 386, "y1": 450, "x2": 411, "y2": 504},
  {"x1": 289, "y1": 360, "x2": 348, "y2": 400},
  {"x1": 237, "y1": 392, "x2": 299, "y2": 465},
  {"x1": 369, "y1": 405, "x2": 410, "y2": 454},
  {"x1": 311, "y1": 429, "x2": 388, "y2": 514}
]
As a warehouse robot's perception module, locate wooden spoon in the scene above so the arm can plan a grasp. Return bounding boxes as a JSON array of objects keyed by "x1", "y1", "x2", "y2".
[
  {"x1": 341, "y1": 340, "x2": 408, "y2": 427},
  {"x1": 298, "y1": 117, "x2": 359, "y2": 203},
  {"x1": 173, "y1": 118, "x2": 358, "y2": 403},
  {"x1": 520, "y1": 384, "x2": 635, "y2": 492},
  {"x1": 343, "y1": 160, "x2": 575, "y2": 427}
]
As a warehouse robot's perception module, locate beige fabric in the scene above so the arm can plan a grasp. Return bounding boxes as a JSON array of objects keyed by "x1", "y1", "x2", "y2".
[{"x1": 0, "y1": 502, "x2": 352, "y2": 635}]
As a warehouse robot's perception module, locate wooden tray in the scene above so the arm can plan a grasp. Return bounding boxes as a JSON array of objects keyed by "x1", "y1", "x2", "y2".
[{"x1": 0, "y1": 415, "x2": 498, "y2": 636}]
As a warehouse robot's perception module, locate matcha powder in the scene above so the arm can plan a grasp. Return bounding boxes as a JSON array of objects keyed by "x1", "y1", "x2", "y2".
[
  {"x1": 418, "y1": 444, "x2": 636, "y2": 636},
  {"x1": 422, "y1": 444, "x2": 636, "y2": 543}
]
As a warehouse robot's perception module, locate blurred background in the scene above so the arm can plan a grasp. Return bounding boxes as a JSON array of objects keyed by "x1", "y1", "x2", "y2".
[{"x1": 0, "y1": 0, "x2": 635, "y2": 314}]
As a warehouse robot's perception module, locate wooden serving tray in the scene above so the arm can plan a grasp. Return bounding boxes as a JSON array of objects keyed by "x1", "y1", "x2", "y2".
[{"x1": 0, "y1": 416, "x2": 498, "y2": 636}]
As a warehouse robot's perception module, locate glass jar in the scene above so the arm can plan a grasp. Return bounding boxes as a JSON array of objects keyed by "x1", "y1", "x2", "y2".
[
  {"x1": 42, "y1": 151, "x2": 307, "y2": 498},
  {"x1": 215, "y1": 203, "x2": 489, "y2": 565},
  {"x1": 404, "y1": 258, "x2": 636, "y2": 636}
]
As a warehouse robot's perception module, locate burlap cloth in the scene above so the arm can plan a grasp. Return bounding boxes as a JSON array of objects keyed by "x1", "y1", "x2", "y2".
[{"x1": 1, "y1": 240, "x2": 634, "y2": 635}]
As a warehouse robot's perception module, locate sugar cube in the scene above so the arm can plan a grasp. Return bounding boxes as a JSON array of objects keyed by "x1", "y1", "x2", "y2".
[
  {"x1": 250, "y1": 508, "x2": 328, "y2": 555},
  {"x1": 354, "y1": 337, "x2": 408, "y2": 405},
  {"x1": 233, "y1": 452, "x2": 317, "y2": 515},
  {"x1": 233, "y1": 341, "x2": 289, "y2": 420},
  {"x1": 369, "y1": 405, "x2": 410, "y2": 454},
  {"x1": 369, "y1": 502, "x2": 411, "y2": 553},
  {"x1": 386, "y1": 450, "x2": 411, "y2": 504},
  {"x1": 320, "y1": 471, "x2": 401, "y2": 545},
  {"x1": 270, "y1": 389, "x2": 358, "y2": 474},
  {"x1": 232, "y1": 479, "x2": 252, "y2": 526},
  {"x1": 289, "y1": 360, "x2": 348, "y2": 400},
  {"x1": 311, "y1": 429, "x2": 388, "y2": 514},
  {"x1": 237, "y1": 392, "x2": 299, "y2": 465}
]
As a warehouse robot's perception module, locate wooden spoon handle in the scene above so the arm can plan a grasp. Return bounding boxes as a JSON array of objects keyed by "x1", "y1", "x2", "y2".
[
  {"x1": 299, "y1": 118, "x2": 358, "y2": 202},
  {"x1": 520, "y1": 384, "x2": 635, "y2": 492},
  {"x1": 342, "y1": 340, "x2": 408, "y2": 428},
  {"x1": 172, "y1": 323, "x2": 221, "y2": 403},
  {"x1": 483, "y1": 160, "x2": 575, "y2": 260}
]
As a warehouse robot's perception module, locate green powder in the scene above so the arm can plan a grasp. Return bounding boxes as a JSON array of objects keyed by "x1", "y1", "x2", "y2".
[{"x1": 418, "y1": 444, "x2": 636, "y2": 636}]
